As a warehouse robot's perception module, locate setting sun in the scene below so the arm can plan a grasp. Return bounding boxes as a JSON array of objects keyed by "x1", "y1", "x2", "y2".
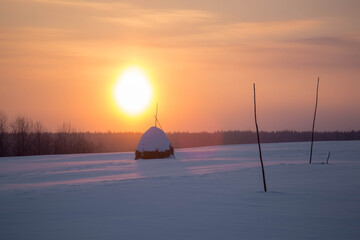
[{"x1": 114, "y1": 67, "x2": 153, "y2": 115}]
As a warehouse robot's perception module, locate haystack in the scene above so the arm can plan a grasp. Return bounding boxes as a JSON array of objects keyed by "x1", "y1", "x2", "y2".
[{"x1": 135, "y1": 126, "x2": 174, "y2": 159}]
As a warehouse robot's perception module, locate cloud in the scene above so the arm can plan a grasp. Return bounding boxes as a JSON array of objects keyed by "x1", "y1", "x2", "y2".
[
  {"x1": 99, "y1": 9, "x2": 216, "y2": 28},
  {"x1": 289, "y1": 36, "x2": 360, "y2": 48},
  {"x1": 222, "y1": 19, "x2": 323, "y2": 39},
  {"x1": 11, "y1": 1, "x2": 331, "y2": 48},
  {"x1": 3, "y1": 1, "x2": 359, "y2": 71},
  {"x1": 29, "y1": 0, "x2": 129, "y2": 10},
  {"x1": 132, "y1": 19, "x2": 325, "y2": 48},
  {"x1": 0, "y1": 26, "x2": 72, "y2": 41}
]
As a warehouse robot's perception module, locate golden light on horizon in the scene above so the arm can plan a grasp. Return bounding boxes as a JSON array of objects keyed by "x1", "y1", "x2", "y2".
[
  {"x1": 114, "y1": 66, "x2": 153, "y2": 116},
  {"x1": 1, "y1": 0, "x2": 360, "y2": 132}
]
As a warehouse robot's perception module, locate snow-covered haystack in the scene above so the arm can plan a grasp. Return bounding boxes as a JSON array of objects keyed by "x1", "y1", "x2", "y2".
[{"x1": 135, "y1": 126, "x2": 174, "y2": 160}]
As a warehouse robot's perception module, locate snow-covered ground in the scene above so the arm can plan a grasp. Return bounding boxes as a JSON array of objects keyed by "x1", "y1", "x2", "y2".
[{"x1": 1, "y1": 141, "x2": 359, "y2": 239}]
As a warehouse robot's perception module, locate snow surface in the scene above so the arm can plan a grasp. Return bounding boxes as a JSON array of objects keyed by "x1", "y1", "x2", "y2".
[
  {"x1": 136, "y1": 126, "x2": 172, "y2": 152},
  {"x1": 1, "y1": 140, "x2": 360, "y2": 240}
]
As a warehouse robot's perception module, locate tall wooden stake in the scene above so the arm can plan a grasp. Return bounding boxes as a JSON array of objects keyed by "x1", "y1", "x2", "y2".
[
  {"x1": 154, "y1": 115, "x2": 163, "y2": 130},
  {"x1": 309, "y1": 78, "x2": 319, "y2": 164},
  {"x1": 326, "y1": 152, "x2": 330, "y2": 164},
  {"x1": 253, "y1": 83, "x2": 267, "y2": 192},
  {"x1": 155, "y1": 103, "x2": 158, "y2": 127}
]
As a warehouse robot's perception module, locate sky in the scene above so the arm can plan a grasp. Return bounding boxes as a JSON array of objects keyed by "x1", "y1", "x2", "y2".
[{"x1": 0, "y1": 0, "x2": 359, "y2": 132}]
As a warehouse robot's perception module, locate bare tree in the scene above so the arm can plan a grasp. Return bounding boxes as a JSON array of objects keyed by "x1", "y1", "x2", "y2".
[
  {"x1": 33, "y1": 121, "x2": 46, "y2": 155},
  {"x1": 11, "y1": 116, "x2": 33, "y2": 156},
  {"x1": 0, "y1": 111, "x2": 9, "y2": 156},
  {"x1": 55, "y1": 122, "x2": 73, "y2": 154},
  {"x1": 71, "y1": 132, "x2": 93, "y2": 153}
]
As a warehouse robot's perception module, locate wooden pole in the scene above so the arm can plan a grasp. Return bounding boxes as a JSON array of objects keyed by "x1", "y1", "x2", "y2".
[
  {"x1": 326, "y1": 151, "x2": 330, "y2": 164},
  {"x1": 309, "y1": 78, "x2": 319, "y2": 164},
  {"x1": 253, "y1": 83, "x2": 267, "y2": 192},
  {"x1": 155, "y1": 103, "x2": 158, "y2": 127},
  {"x1": 154, "y1": 115, "x2": 163, "y2": 130}
]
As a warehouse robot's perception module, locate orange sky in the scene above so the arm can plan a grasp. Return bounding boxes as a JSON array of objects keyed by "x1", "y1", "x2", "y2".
[{"x1": 0, "y1": 0, "x2": 359, "y2": 132}]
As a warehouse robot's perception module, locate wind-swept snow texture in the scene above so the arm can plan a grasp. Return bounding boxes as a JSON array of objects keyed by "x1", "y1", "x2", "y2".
[{"x1": 1, "y1": 141, "x2": 360, "y2": 240}]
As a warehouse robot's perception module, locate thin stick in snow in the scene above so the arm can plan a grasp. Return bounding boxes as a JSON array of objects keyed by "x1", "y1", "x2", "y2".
[
  {"x1": 309, "y1": 78, "x2": 320, "y2": 164},
  {"x1": 155, "y1": 103, "x2": 158, "y2": 127},
  {"x1": 154, "y1": 115, "x2": 163, "y2": 130},
  {"x1": 253, "y1": 83, "x2": 267, "y2": 192},
  {"x1": 153, "y1": 104, "x2": 163, "y2": 130},
  {"x1": 326, "y1": 152, "x2": 330, "y2": 164}
]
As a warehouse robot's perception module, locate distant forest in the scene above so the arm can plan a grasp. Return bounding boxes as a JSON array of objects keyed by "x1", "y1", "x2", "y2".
[{"x1": 0, "y1": 112, "x2": 360, "y2": 157}]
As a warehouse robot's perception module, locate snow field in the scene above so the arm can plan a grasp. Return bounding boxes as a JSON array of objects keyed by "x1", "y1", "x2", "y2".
[{"x1": 0, "y1": 141, "x2": 359, "y2": 239}]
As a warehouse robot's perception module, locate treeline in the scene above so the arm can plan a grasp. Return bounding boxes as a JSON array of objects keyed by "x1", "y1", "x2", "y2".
[
  {"x1": 168, "y1": 130, "x2": 360, "y2": 148},
  {"x1": 0, "y1": 112, "x2": 100, "y2": 157},
  {"x1": 1, "y1": 112, "x2": 359, "y2": 157},
  {"x1": 76, "y1": 130, "x2": 360, "y2": 154}
]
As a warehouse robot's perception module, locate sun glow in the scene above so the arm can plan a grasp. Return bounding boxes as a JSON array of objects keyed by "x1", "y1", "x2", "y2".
[{"x1": 114, "y1": 67, "x2": 153, "y2": 115}]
